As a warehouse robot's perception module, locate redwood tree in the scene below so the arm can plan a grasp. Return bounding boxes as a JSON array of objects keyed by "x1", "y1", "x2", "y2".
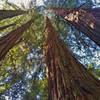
[
  {"x1": 0, "y1": 19, "x2": 33, "y2": 61},
  {"x1": 0, "y1": 2, "x2": 100, "y2": 99},
  {"x1": 43, "y1": 17, "x2": 100, "y2": 100},
  {"x1": 50, "y1": 8, "x2": 100, "y2": 46}
]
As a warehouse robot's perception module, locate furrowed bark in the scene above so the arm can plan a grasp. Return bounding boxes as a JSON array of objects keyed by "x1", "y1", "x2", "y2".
[
  {"x1": 0, "y1": 19, "x2": 33, "y2": 61},
  {"x1": 50, "y1": 8, "x2": 100, "y2": 46},
  {"x1": 43, "y1": 17, "x2": 100, "y2": 100}
]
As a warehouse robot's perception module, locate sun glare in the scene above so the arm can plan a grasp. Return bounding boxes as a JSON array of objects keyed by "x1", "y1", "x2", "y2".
[{"x1": 8, "y1": 0, "x2": 44, "y2": 8}]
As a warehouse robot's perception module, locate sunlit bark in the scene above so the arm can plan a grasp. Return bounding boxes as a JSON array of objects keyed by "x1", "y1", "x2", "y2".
[
  {"x1": 43, "y1": 17, "x2": 100, "y2": 100},
  {"x1": 50, "y1": 8, "x2": 100, "y2": 46}
]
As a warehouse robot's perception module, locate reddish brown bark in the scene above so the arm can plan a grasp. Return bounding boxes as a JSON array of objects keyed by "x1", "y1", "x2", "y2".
[
  {"x1": 50, "y1": 8, "x2": 100, "y2": 46},
  {"x1": 43, "y1": 17, "x2": 100, "y2": 100},
  {"x1": 0, "y1": 19, "x2": 33, "y2": 61}
]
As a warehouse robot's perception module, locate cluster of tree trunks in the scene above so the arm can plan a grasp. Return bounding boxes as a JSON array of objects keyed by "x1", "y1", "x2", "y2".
[
  {"x1": 43, "y1": 17, "x2": 100, "y2": 100},
  {"x1": 50, "y1": 7, "x2": 100, "y2": 46},
  {"x1": 0, "y1": 19, "x2": 33, "y2": 61},
  {"x1": 0, "y1": 7, "x2": 100, "y2": 100}
]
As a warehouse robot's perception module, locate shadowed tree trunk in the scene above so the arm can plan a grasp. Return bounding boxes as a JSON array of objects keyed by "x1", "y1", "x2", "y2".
[
  {"x1": 0, "y1": 19, "x2": 33, "y2": 61},
  {"x1": 0, "y1": 10, "x2": 26, "y2": 20},
  {"x1": 50, "y1": 8, "x2": 100, "y2": 46},
  {"x1": 43, "y1": 17, "x2": 100, "y2": 100}
]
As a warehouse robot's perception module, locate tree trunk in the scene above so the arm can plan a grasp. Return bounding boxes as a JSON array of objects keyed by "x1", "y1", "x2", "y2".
[
  {"x1": 0, "y1": 19, "x2": 33, "y2": 61},
  {"x1": 0, "y1": 10, "x2": 26, "y2": 20},
  {"x1": 50, "y1": 8, "x2": 100, "y2": 46},
  {"x1": 43, "y1": 17, "x2": 100, "y2": 100}
]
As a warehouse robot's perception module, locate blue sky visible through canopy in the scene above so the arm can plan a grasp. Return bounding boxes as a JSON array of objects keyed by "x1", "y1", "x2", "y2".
[
  {"x1": 0, "y1": 0, "x2": 100, "y2": 99},
  {"x1": 8, "y1": 0, "x2": 100, "y2": 5}
]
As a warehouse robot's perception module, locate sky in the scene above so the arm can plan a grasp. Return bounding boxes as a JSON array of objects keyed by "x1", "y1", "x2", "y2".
[
  {"x1": 0, "y1": 0, "x2": 100, "y2": 9},
  {"x1": 94, "y1": 0, "x2": 100, "y2": 3},
  {"x1": 8, "y1": 0, "x2": 100, "y2": 5},
  {"x1": 0, "y1": 0, "x2": 100, "y2": 99},
  {"x1": 8, "y1": 0, "x2": 44, "y2": 7}
]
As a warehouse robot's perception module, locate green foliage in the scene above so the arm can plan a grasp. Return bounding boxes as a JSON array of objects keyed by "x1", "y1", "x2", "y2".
[
  {"x1": 23, "y1": 11, "x2": 45, "y2": 47},
  {"x1": 88, "y1": 64, "x2": 100, "y2": 78},
  {"x1": 66, "y1": 0, "x2": 76, "y2": 8},
  {"x1": 0, "y1": 0, "x2": 100, "y2": 99},
  {"x1": 23, "y1": 79, "x2": 48, "y2": 100}
]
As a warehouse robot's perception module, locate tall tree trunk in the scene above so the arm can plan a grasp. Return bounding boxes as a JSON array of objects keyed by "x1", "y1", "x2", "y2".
[
  {"x1": 43, "y1": 17, "x2": 100, "y2": 100},
  {"x1": 0, "y1": 10, "x2": 26, "y2": 20},
  {"x1": 50, "y1": 8, "x2": 100, "y2": 46},
  {"x1": 0, "y1": 19, "x2": 33, "y2": 61}
]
